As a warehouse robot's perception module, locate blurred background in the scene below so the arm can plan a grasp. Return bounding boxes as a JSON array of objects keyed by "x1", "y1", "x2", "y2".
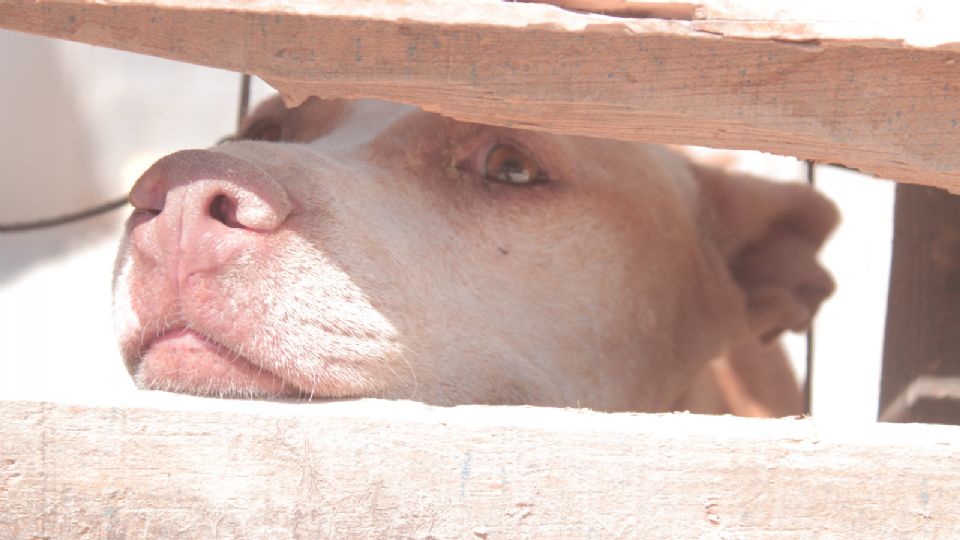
[{"x1": 0, "y1": 29, "x2": 894, "y2": 422}]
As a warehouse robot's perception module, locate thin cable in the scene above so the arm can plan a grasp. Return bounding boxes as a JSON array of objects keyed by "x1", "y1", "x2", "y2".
[
  {"x1": 803, "y1": 159, "x2": 816, "y2": 415},
  {"x1": 0, "y1": 196, "x2": 129, "y2": 233},
  {"x1": 237, "y1": 73, "x2": 252, "y2": 131}
]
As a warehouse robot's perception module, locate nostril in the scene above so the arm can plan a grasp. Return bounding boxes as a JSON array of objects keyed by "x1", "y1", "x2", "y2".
[
  {"x1": 130, "y1": 150, "x2": 292, "y2": 232},
  {"x1": 130, "y1": 190, "x2": 164, "y2": 218},
  {"x1": 209, "y1": 194, "x2": 245, "y2": 229}
]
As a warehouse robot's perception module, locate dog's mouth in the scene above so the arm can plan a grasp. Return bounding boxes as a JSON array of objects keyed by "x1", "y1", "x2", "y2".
[{"x1": 133, "y1": 327, "x2": 303, "y2": 399}]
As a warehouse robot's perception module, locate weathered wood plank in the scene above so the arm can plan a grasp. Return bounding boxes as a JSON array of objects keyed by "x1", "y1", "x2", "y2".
[
  {"x1": 2, "y1": 397, "x2": 960, "y2": 537},
  {"x1": 880, "y1": 185, "x2": 960, "y2": 424},
  {"x1": 0, "y1": 0, "x2": 958, "y2": 192},
  {"x1": 541, "y1": 1, "x2": 960, "y2": 46}
]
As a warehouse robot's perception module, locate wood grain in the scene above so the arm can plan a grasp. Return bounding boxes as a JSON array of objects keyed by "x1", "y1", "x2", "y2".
[
  {"x1": 880, "y1": 185, "x2": 960, "y2": 424},
  {"x1": 0, "y1": 0, "x2": 958, "y2": 192},
  {"x1": 2, "y1": 397, "x2": 960, "y2": 537}
]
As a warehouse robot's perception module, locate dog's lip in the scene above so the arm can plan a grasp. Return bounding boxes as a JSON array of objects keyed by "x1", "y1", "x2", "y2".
[
  {"x1": 149, "y1": 327, "x2": 232, "y2": 356},
  {"x1": 134, "y1": 326, "x2": 301, "y2": 397}
]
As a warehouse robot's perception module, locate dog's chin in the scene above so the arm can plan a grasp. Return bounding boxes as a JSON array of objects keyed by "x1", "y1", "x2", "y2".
[{"x1": 133, "y1": 329, "x2": 303, "y2": 399}]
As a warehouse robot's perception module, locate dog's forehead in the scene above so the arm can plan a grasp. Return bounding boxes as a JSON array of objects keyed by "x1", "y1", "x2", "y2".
[
  {"x1": 292, "y1": 97, "x2": 700, "y2": 204},
  {"x1": 646, "y1": 144, "x2": 700, "y2": 202},
  {"x1": 307, "y1": 99, "x2": 419, "y2": 149}
]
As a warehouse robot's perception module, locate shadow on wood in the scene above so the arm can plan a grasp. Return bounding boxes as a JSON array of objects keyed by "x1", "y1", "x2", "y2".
[{"x1": 880, "y1": 184, "x2": 960, "y2": 424}]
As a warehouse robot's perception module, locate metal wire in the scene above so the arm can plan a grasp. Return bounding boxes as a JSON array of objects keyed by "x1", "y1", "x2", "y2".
[
  {"x1": 238, "y1": 73, "x2": 252, "y2": 130},
  {"x1": 803, "y1": 159, "x2": 817, "y2": 415},
  {"x1": 0, "y1": 196, "x2": 129, "y2": 233}
]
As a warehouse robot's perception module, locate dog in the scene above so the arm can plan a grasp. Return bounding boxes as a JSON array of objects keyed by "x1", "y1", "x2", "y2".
[{"x1": 113, "y1": 96, "x2": 836, "y2": 413}]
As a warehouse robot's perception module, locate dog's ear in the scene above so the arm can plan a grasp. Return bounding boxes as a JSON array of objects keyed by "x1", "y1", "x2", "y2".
[{"x1": 694, "y1": 163, "x2": 839, "y2": 344}]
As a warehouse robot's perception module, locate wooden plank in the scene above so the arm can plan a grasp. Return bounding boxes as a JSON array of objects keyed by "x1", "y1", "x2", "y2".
[
  {"x1": 1, "y1": 1, "x2": 959, "y2": 193},
  {"x1": 2, "y1": 398, "x2": 960, "y2": 537},
  {"x1": 880, "y1": 185, "x2": 960, "y2": 424}
]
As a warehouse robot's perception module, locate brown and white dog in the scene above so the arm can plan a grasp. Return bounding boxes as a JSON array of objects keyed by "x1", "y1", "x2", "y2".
[{"x1": 113, "y1": 96, "x2": 836, "y2": 413}]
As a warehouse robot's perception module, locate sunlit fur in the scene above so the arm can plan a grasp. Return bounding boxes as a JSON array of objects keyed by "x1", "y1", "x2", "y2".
[{"x1": 113, "y1": 98, "x2": 837, "y2": 412}]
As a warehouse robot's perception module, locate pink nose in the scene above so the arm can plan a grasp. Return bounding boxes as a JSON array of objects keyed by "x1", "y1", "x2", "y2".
[{"x1": 128, "y1": 149, "x2": 292, "y2": 282}]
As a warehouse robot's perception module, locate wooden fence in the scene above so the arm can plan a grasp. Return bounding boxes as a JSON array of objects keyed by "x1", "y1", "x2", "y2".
[{"x1": 2, "y1": 1, "x2": 959, "y2": 536}]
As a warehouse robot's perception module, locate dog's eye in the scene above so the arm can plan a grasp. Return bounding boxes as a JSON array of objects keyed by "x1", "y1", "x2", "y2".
[{"x1": 483, "y1": 144, "x2": 548, "y2": 185}]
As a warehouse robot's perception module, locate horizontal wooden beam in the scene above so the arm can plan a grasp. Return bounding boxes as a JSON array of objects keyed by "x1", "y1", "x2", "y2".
[
  {"x1": 2, "y1": 397, "x2": 960, "y2": 537},
  {"x1": 1, "y1": 1, "x2": 959, "y2": 193}
]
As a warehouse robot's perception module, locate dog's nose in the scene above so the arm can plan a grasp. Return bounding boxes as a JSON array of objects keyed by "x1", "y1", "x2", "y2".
[
  {"x1": 128, "y1": 149, "x2": 292, "y2": 281},
  {"x1": 130, "y1": 149, "x2": 291, "y2": 231}
]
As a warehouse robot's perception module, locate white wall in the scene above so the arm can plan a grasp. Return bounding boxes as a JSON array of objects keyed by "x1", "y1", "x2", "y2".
[
  {"x1": 812, "y1": 168, "x2": 893, "y2": 423},
  {"x1": 0, "y1": 30, "x2": 894, "y2": 421},
  {"x1": 0, "y1": 30, "x2": 268, "y2": 404}
]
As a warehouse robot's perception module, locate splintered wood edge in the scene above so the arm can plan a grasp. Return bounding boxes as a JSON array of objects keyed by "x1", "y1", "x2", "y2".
[
  {"x1": 541, "y1": 0, "x2": 960, "y2": 48},
  {"x1": 2, "y1": 397, "x2": 960, "y2": 537},
  {"x1": 1, "y1": 0, "x2": 959, "y2": 193}
]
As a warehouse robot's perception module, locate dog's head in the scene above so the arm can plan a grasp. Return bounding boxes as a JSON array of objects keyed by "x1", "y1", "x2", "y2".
[{"x1": 113, "y1": 97, "x2": 836, "y2": 411}]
